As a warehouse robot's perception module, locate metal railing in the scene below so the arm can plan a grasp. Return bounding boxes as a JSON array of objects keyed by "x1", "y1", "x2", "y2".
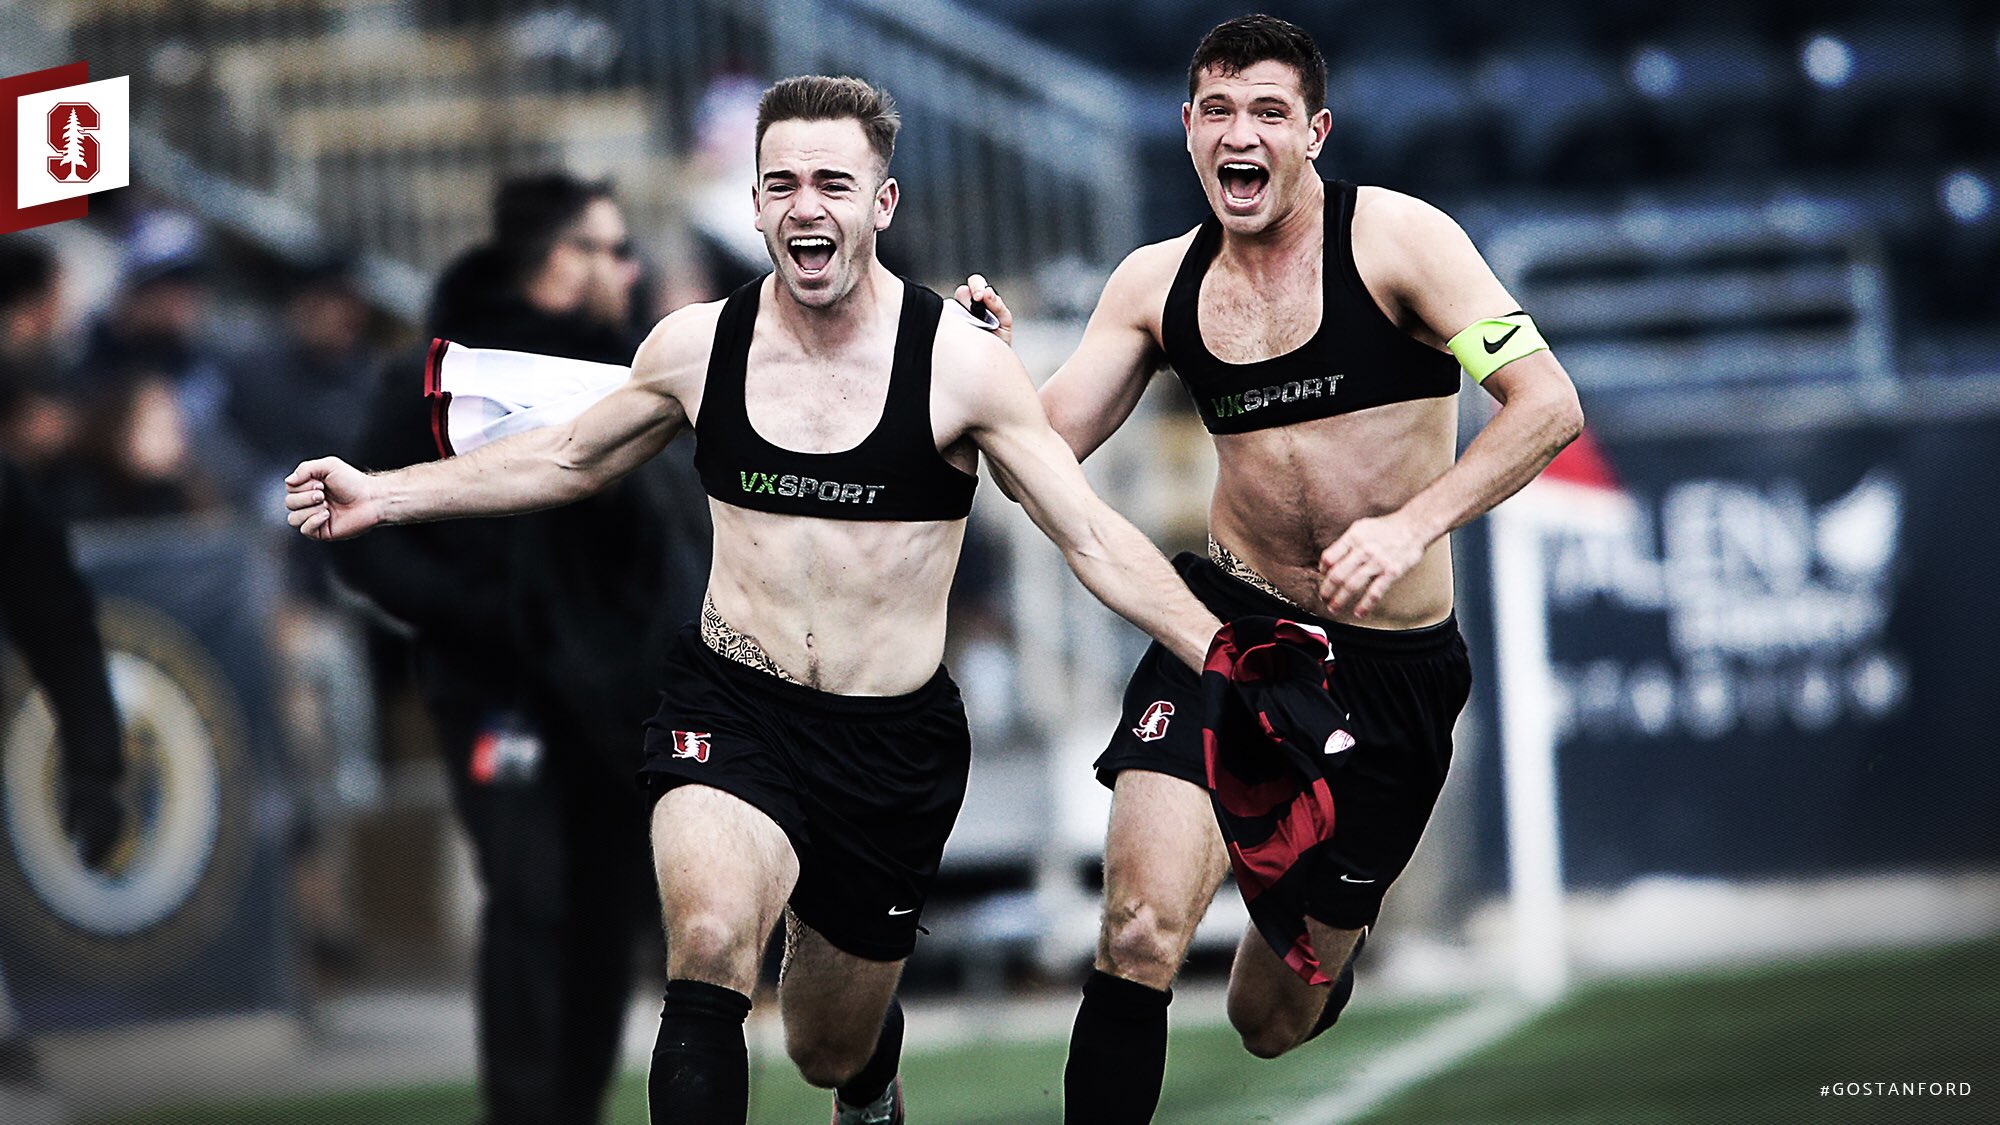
[
  {"x1": 52, "y1": 0, "x2": 1139, "y2": 305},
  {"x1": 1487, "y1": 198, "x2": 1897, "y2": 395},
  {"x1": 755, "y1": 0, "x2": 1140, "y2": 281}
]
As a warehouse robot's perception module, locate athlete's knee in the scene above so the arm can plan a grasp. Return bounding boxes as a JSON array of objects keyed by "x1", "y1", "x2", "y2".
[
  {"x1": 785, "y1": 1027, "x2": 870, "y2": 1089},
  {"x1": 1100, "y1": 897, "x2": 1195, "y2": 985},
  {"x1": 1238, "y1": 1027, "x2": 1299, "y2": 1060},
  {"x1": 666, "y1": 911, "x2": 761, "y2": 986},
  {"x1": 1228, "y1": 985, "x2": 1324, "y2": 1060},
  {"x1": 1230, "y1": 1007, "x2": 1306, "y2": 1060}
]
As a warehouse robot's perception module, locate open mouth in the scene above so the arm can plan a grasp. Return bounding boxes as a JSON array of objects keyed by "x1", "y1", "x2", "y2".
[
  {"x1": 1218, "y1": 162, "x2": 1270, "y2": 211},
  {"x1": 787, "y1": 235, "x2": 836, "y2": 277}
]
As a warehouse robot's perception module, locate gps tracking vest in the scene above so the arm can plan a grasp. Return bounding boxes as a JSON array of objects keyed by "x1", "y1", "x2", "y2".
[
  {"x1": 694, "y1": 277, "x2": 978, "y2": 521},
  {"x1": 1162, "y1": 179, "x2": 1463, "y2": 435}
]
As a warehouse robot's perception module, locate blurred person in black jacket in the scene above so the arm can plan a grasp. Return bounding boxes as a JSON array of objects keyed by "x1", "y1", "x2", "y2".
[
  {"x1": 0, "y1": 452, "x2": 125, "y2": 1125},
  {"x1": 330, "y1": 173, "x2": 707, "y2": 1125},
  {"x1": 0, "y1": 238, "x2": 83, "y2": 473},
  {"x1": 225, "y1": 259, "x2": 381, "y2": 539}
]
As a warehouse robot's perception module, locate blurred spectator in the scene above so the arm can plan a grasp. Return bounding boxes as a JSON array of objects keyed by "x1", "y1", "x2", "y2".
[
  {"x1": 225, "y1": 258, "x2": 379, "y2": 491},
  {"x1": 225, "y1": 258, "x2": 384, "y2": 601},
  {"x1": 239, "y1": 262, "x2": 390, "y2": 983},
  {"x1": 0, "y1": 451, "x2": 126, "y2": 1125},
  {"x1": 330, "y1": 171, "x2": 707, "y2": 1125},
  {"x1": 0, "y1": 238, "x2": 82, "y2": 472},
  {"x1": 57, "y1": 212, "x2": 246, "y2": 519},
  {"x1": 0, "y1": 453, "x2": 125, "y2": 881},
  {"x1": 57, "y1": 373, "x2": 221, "y2": 519}
]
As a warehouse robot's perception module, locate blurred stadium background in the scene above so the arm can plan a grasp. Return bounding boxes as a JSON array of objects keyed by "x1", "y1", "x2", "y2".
[{"x1": 2, "y1": 0, "x2": 1997, "y2": 1121}]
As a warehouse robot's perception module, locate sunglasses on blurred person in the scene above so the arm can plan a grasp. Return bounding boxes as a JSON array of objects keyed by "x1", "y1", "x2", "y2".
[{"x1": 566, "y1": 234, "x2": 636, "y2": 261}]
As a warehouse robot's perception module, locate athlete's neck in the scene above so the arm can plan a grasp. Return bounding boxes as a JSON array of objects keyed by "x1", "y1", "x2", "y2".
[
  {"x1": 1215, "y1": 177, "x2": 1325, "y2": 283},
  {"x1": 769, "y1": 261, "x2": 899, "y2": 354}
]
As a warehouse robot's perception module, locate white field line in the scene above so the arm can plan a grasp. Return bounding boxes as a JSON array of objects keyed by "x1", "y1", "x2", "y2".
[{"x1": 1271, "y1": 995, "x2": 1549, "y2": 1125}]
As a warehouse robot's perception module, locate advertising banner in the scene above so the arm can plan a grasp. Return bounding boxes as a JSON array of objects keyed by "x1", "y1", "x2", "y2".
[
  {"x1": 0, "y1": 523, "x2": 295, "y2": 1030},
  {"x1": 1471, "y1": 413, "x2": 2000, "y2": 892}
]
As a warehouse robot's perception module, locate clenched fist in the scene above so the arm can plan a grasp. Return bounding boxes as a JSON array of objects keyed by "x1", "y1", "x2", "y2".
[{"x1": 284, "y1": 457, "x2": 383, "y2": 541}]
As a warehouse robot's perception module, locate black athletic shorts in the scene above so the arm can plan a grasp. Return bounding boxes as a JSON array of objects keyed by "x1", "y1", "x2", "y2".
[
  {"x1": 639, "y1": 626, "x2": 971, "y2": 961},
  {"x1": 1096, "y1": 553, "x2": 1472, "y2": 928}
]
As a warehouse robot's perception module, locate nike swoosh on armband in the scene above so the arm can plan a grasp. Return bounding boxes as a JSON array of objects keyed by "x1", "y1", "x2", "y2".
[{"x1": 1483, "y1": 324, "x2": 1523, "y2": 354}]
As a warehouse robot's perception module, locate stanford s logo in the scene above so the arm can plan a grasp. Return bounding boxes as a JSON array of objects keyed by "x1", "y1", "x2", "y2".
[
  {"x1": 1133, "y1": 701, "x2": 1175, "y2": 742},
  {"x1": 671, "y1": 730, "x2": 711, "y2": 763},
  {"x1": 6, "y1": 69, "x2": 131, "y2": 233},
  {"x1": 47, "y1": 101, "x2": 100, "y2": 182}
]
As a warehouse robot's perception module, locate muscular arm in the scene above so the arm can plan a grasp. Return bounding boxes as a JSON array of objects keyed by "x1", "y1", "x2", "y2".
[
  {"x1": 286, "y1": 306, "x2": 707, "y2": 540},
  {"x1": 1392, "y1": 350, "x2": 1582, "y2": 542},
  {"x1": 949, "y1": 327, "x2": 1219, "y2": 670},
  {"x1": 972, "y1": 237, "x2": 1184, "y2": 462},
  {"x1": 1319, "y1": 192, "x2": 1585, "y2": 615}
]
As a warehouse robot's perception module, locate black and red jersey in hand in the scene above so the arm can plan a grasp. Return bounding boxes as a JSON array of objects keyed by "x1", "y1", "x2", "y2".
[{"x1": 1200, "y1": 616, "x2": 1356, "y2": 985}]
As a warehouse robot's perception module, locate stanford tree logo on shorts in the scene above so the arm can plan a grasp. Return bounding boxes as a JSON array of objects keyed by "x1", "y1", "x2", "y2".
[
  {"x1": 670, "y1": 731, "x2": 711, "y2": 763},
  {"x1": 1133, "y1": 700, "x2": 1175, "y2": 742}
]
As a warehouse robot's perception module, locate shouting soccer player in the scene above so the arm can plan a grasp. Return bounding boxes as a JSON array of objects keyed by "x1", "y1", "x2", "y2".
[
  {"x1": 960, "y1": 16, "x2": 1583, "y2": 1121},
  {"x1": 287, "y1": 75, "x2": 1221, "y2": 1125}
]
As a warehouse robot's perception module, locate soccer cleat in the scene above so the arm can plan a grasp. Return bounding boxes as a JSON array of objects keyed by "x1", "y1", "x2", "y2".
[{"x1": 831, "y1": 1075, "x2": 903, "y2": 1124}]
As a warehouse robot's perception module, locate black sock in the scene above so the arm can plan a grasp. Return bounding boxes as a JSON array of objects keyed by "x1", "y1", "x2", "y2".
[
  {"x1": 1305, "y1": 931, "x2": 1366, "y2": 1043},
  {"x1": 835, "y1": 998, "x2": 904, "y2": 1108},
  {"x1": 650, "y1": 979, "x2": 753, "y2": 1125},
  {"x1": 1063, "y1": 970, "x2": 1171, "y2": 1125}
]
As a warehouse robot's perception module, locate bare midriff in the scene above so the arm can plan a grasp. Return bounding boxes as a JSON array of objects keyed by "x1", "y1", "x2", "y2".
[
  {"x1": 700, "y1": 499, "x2": 966, "y2": 694},
  {"x1": 1207, "y1": 395, "x2": 1458, "y2": 630}
]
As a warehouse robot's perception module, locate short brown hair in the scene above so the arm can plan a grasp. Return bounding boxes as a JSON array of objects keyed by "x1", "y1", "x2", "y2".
[
  {"x1": 1188, "y1": 15, "x2": 1327, "y2": 114},
  {"x1": 755, "y1": 76, "x2": 900, "y2": 175}
]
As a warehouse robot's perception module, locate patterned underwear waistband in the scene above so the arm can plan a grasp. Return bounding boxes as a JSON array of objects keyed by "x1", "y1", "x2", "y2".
[
  {"x1": 700, "y1": 594, "x2": 802, "y2": 684},
  {"x1": 1207, "y1": 536, "x2": 1303, "y2": 609}
]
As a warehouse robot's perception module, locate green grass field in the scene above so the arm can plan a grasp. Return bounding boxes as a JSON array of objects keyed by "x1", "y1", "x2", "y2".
[{"x1": 88, "y1": 935, "x2": 1998, "y2": 1125}]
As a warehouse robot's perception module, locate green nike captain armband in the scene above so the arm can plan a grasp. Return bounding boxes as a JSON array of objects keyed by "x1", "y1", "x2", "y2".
[{"x1": 1447, "y1": 311, "x2": 1549, "y2": 383}]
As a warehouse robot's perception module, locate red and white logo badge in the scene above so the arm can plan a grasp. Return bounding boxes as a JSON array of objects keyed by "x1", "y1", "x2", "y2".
[
  {"x1": 47, "y1": 100, "x2": 102, "y2": 184},
  {"x1": 1132, "y1": 701, "x2": 1175, "y2": 742},
  {"x1": 670, "y1": 730, "x2": 712, "y2": 763},
  {"x1": 5, "y1": 65, "x2": 128, "y2": 234}
]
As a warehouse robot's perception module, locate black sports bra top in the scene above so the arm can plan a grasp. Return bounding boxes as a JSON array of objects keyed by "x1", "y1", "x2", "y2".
[
  {"x1": 1161, "y1": 178, "x2": 1462, "y2": 435},
  {"x1": 694, "y1": 277, "x2": 978, "y2": 521}
]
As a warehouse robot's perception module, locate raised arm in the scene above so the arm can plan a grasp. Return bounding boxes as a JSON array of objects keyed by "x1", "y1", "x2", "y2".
[
  {"x1": 961, "y1": 236, "x2": 1185, "y2": 462},
  {"x1": 946, "y1": 326, "x2": 1219, "y2": 670},
  {"x1": 1318, "y1": 190, "x2": 1585, "y2": 615},
  {"x1": 285, "y1": 304, "x2": 712, "y2": 541},
  {"x1": 0, "y1": 456, "x2": 124, "y2": 868}
]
